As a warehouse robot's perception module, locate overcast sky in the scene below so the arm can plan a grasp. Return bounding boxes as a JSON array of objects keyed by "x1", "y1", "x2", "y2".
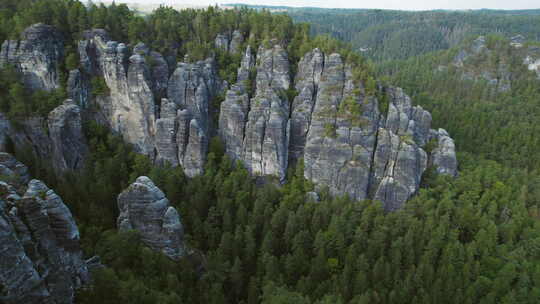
[{"x1": 129, "y1": 0, "x2": 540, "y2": 10}]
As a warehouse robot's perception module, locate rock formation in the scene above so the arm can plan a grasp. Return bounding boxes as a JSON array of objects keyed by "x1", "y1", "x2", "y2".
[
  {"x1": 117, "y1": 176, "x2": 185, "y2": 260},
  {"x1": 78, "y1": 32, "x2": 157, "y2": 155},
  {"x1": 220, "y1": 43, "x2": 291, "y2": 181},
  {"x1": 214, "y1": 30, "x2": 244, "y2": 53},
  {"x1": 0, "y1": 23, "x2": 64, "y2": 91},
  {"x1": 0, "y1": 98, "x2": 88, "y2": 173},
  {"x1": 220, "y1": 47, "x2": 458, "y2": 210},
  {"x1": 67, "y1": 69, "x2": 90, "y2": 108},
  {"x1": 48, "y1": 99, "x2": 89, "y2": 172},
  {"x1": 0, "y1": 153, "x2": 92, "y2": 304},
  {"x1": 0, "y1": 24, "x2": 458, "y2": 210},
  {"x1": 75, "y1": 29, "x2": 223, "y2": 176}
]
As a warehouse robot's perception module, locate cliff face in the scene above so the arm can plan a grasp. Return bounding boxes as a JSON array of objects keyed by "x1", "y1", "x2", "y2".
[
  {"x1": 0, "y1": 24, "x2": 457, "y2": 211},
  {"x1": 78, "y1": 31, "x2": 224, "y2": 176},
  {"x1": 220, "y1": 47, "x2": 458, "y2": 210},
  {"x1": 0, "y1": 23, "x2": 64, "y2": 91},
  {"x1": 0, "y1": 99, "x2": 88, "y2": 173},
  {"x1": 0, "y1": 153, "x2": 92, "y2": 304},
  {"x1": 219, "y1": 44, "x2": 291, "y2": 181},
  {"x1": 48, "y1": 99, "x2": 89, "y2": 172},
  {"x1": 214, "y1": 30, "x2": 244, "y2": 54},
  {"x1": 78, "y1": 32, "x2": 157, "y2": 156}
]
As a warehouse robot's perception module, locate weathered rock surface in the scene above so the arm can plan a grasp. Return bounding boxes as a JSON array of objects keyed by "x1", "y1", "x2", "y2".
[
  {"x1": 214, "y1": 30, "x2": 244, "y2": 53},
  {"x1": 48, "y1": 99, "x2": 89, "y2": 172},
  {"x1": 220, "y1": 43, "x2": 291, "y2": 181},
  {"x1": 0, "y1": 153, "x2": 91, "y2": 304},
  {"x1": 67, "y1": 69, "x2": 90, "y2": 108},
  {"x1": 430, "y1": 128, "x2": 458, "y2": 177},
  {"x1": 0, "y1": 99, "x2": 87, "y2": 174},
  {"x1": 0, "y1": 23, "x2": 64, "y2": 91},
  {"x1": 166, "y1": 58, "x2": 223, "y2": 176},
  {"x1": 117, "y1": 176, "x2": 185, "y2": 260},
  {"x1": 78, "y1": 33, "x2": 156, "y2": 155},
  {"x1": 220, "y1": 47, "x2": 458, "y2": 210}
]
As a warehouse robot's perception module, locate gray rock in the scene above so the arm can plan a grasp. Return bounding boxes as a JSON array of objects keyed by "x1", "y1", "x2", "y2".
[
  {"x1": 0, "y1": 155, "x2": 89, "y2": 304},
  {"x1": 304, "y1": 53, "x2": 380, "y2": 202},
  {"x1": 296, "y1": 49, "x2": 456, "y2": 210},
  {"x1": 67, "y1": 69, "x2": 90, "y2": 108},
  {"x1": 0, "y1": 152, "x2": 31, "y2": 189},
  {"x1": 237, "y1": 46, "x2": 255, "y2": 87},
  {"x1": 155, "y1": 99, "x2": 179, "y2": 166},
  {"x1": 149, "y1": 51, "x2": 170, "y2": 98},
  {"x1": 166, "y1": 57, "x2": 223, "y2": 175},
  {"x1": 290, "y1": 48, "x2": 324, "y2": 160},
  {"x1": 430, "y1": 128, "x2": 458, "y2": 177},
  {"x1": 215, "y1": 34, "x2": 229, "y2": 51},
  {"x1": 219, "y1": 44, "x2": 291, "y2": 181},
  {"x1": 48, "y1": 100, "x2": 89, "y2": 172},
  {"x1": 229, "y1": 30, "x2": 244, "y2": 54},
  {"x1": 117, "y1": 176, "x2": 185, "y2": 260},
  {"x1": 78, "y1": 31, "x2": 157, "y2": 156},
  {"x1": 0, "y1": 23, "x2": 64, "y2": 91},
  {"x1": 214, "y1": 31, "x2": 244, "y2": 54}
]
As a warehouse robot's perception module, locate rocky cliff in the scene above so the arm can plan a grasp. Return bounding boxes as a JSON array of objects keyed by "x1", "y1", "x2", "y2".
[
  {"x1": 220, "y1": 47, "x2": 457, "y2": 210},
  {"x1": 117, "y1": 176, "x2": 186, "y2": 260},
  {"x1": 0, "y1": 99, "x2": 88, "y2": 173},
  {"x1": 0, "y1": 23, "x2": 64, "y2": 91},
  {"x1": 77, "y1": 30, "x2": 224, "y2": 176},
  {"x1": 215, "y1": 30, "x2": 244, "y2": 54},
  {"x1": 0, "y1": 24, "x2": 457, "y2": 211},
  {"x1": 0, "y1": 153, "x2": 92, "y2": 304}
]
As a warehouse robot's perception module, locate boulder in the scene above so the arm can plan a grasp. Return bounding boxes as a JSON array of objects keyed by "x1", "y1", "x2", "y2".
[{"x1": 117, "y1": 176, "x2": 185, "y2": 260}]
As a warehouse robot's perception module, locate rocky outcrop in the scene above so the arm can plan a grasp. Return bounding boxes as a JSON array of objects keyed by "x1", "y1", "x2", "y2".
[
  {"x1": 48, "y1": 99, "x2": 89, "y2": 172},
  {"x1": 0, "y1": 23, "x2": 64, "y2": 91},
  {"x1": 0, "y1": 113, "x2": 51, "y2": 161},
  {"x1": 0, "y1": 153, "x2": 91, "y2": 304},
  {"x1": 117, "y1": 176, "x2": 185, "y2": 260},
  {"x1": 0, "y1": 98, "x2": 87, "y2": 173},
  {"x1": 165, "y1": 58, "x2": 223, "y2": 176},
  {"x1": 78, "y1": 33, "x2": 156, "y2": 156},
  {"x1": 67, "y1": 69, "x2": 90, "y2": 108},
  {"x1": 214, "y1": 30, "x2": 244, "y2": 53},
  {"x1": 429, "y1": 128, "x2": 458, "y2": 177},
  {"x1": 220, "y1": 47, "x2": 458, "y2": 210},
  {"x1": 219, "y1": 43, "x2": 291, "y2": 181}
]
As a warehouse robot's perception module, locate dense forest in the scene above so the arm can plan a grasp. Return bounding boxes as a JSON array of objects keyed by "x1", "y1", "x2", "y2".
[
  {"x1": 234, "y1": 5, "x2": 540, "y2": 61},
  {"x1": 1, "y1": 1, "x2": 540, "y2": 303}
]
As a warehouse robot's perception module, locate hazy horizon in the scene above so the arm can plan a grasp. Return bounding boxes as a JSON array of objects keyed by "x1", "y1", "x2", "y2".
[{"x1": 101, "y1": 0, "x2": 540, "y2": 11}]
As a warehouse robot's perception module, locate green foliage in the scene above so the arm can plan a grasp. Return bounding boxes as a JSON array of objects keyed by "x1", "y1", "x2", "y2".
[
  {"x1": 5, "y1": 2, "x2": 540, "y2": 304},
  {"x1": 323, "y1": 123, "x2": 337, "y2": 138},
  {"x1": 65, "y1": 51, "x2": 79, "y2": 70},
  {"x1": 91, "y1": 76, "x2": 109, "y2": 97},
  {"x1": 283, "y1": 7, "x2": 540, "y2": 61},
  {"x1": 0, "y1": 66, "x2": 65, "y2": 118},
  {"x1": 338, "y1": 95, "x2": 366, "y2": 127}
]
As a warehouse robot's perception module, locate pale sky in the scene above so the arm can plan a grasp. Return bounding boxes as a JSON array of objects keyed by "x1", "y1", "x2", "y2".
[{"x1": 115, "y1": 0, "x2": 540, "y2": 11}]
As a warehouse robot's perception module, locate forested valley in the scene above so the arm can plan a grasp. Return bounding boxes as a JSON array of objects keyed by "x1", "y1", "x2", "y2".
[
  {"x1": 0, "y1": 1, "x2": 539, "y2": 304},
  {"x1": 242, "y1": 5, "x2": 540, "y2": 61}
]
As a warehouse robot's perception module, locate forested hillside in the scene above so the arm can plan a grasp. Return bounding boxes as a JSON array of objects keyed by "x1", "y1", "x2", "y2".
[
  {"x1": 231, "y1": 5, "x2": 540, "y2": 61},
  {"x1": 0, "y1": 1, "x2": 539, "y2": 304}
]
